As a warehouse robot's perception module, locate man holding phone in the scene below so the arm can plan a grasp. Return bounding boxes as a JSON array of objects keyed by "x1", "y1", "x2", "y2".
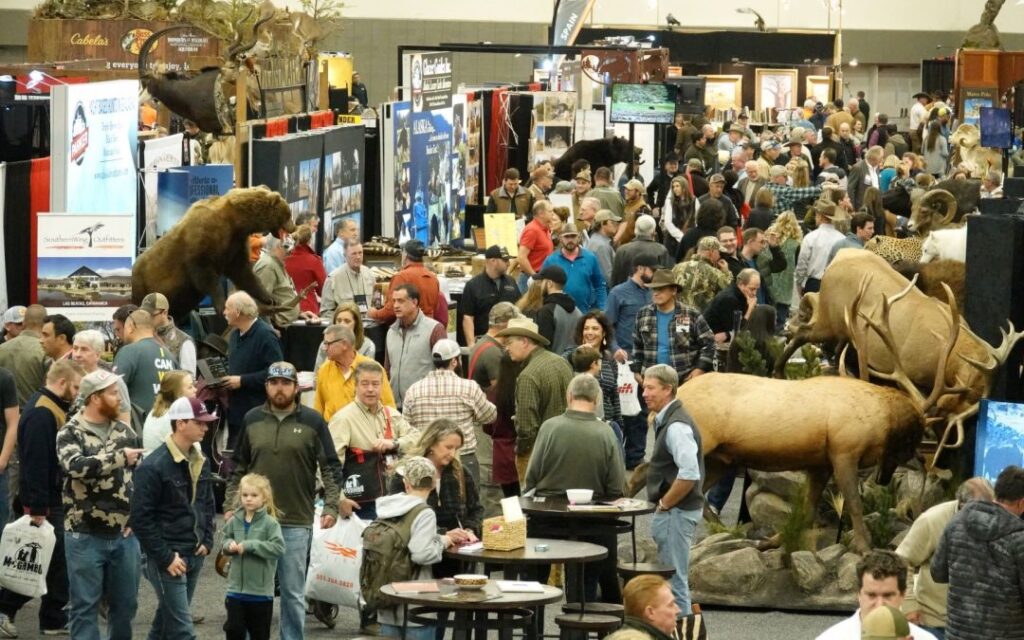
[{"x1": 57, "y1": 369, "x2": 145, "y2": 639}]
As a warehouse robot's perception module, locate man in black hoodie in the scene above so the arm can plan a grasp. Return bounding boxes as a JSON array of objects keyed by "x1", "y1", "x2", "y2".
[
  {"x1": 532, "y1": 266, "x2": 581, "y2": 354},
  {"x1": 0, "y1": 360, "x2": 83, "y2": 637},
  {"x1": 932, "y1": 464, "x2": 1024, "y2": 640}
]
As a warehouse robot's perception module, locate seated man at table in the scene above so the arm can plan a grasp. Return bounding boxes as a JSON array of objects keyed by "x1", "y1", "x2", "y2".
[
  {"x1": 368, "y1": 455, "x2": 456, "y2": 640},
  {"x1": 522, "y1": 373, "x2": 626, "y2": 604}
]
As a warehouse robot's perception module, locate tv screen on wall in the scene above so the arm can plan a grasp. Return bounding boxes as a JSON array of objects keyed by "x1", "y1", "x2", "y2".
[{"x1": 609, "y1": 83, "x2": 678, "y2": 124}]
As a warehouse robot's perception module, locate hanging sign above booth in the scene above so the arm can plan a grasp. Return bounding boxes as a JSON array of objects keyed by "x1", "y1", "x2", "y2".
[{"x1": 403, "y1": 52, "x2": 454, "y2": 113}]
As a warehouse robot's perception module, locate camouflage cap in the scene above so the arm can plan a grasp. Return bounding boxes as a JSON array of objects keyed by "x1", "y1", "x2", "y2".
[{"x1": 697, "y1": 236, "x2": 723, "y2": 252}]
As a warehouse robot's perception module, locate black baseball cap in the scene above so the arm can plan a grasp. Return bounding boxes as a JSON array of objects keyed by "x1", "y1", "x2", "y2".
[
  {"x1": 484, "y1": 245, "x2": 510, "y2": 261},
  {"x1": 633, "y1": 254, "x2": 660, "y2": 269},
  {"x1": 532, "y1": 265, "x2": 567, "y2": 286},
  {"x1": 403, "y1": 239, "x2": 426, "y2": 261}
]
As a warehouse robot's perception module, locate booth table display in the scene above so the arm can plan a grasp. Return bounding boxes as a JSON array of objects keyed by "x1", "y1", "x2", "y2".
[{"x1": 380, "y1": 580, "x2": 563, "y2": 640}]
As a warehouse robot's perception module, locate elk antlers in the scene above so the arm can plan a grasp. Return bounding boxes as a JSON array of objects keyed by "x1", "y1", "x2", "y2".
[{"x1": 960, "y1": 321, "x2": 1024, "y2": 374}]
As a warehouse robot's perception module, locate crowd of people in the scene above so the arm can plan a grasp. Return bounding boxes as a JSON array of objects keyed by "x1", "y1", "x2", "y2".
[{"x1": 0, "y1": 89, "x2": 1016, "y2": 640}]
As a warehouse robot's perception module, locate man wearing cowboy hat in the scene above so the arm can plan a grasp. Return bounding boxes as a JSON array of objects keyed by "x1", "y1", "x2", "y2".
[
  {"x1": 716, "y1": 123, "x2": 745, "y2": 154},
  {"x1": 909, "y1": 92, "x2": 931, "y2": 137},
  {"x1": 631, "y1": 270, "x2": 715, "y2": 385},
  {"x1": 795, "y1": 199, "x2": 848, "y2": 294},
  {"x1": 778, "y1": 127, "x2": 815, "y2": 169},
  {"x1": 496, "y1": 317, "x2": 573, "y2": 481}
]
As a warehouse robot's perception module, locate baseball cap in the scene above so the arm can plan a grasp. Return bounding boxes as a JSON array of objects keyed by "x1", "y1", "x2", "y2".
[
  {"x1": 625, "y1": 179, "x2": 645, "y2": 192},
  {"x1": 400, "y1": 456, "x2": 438, "y2": 486},
  {"x1": 167, "y1": 396, "x2": 218, "y2": 423},
  {"x1": 432, "y1": 338, "x2": 461, "y2": 361},
  {"x1": 532, "y1": 265, "x2": 567, "y2": 286},
  {"x1": 484, "y1": 245, "x2": 510, "y2": 261},
  {"x1": 761, "y1": 140, "x2": 781, "y2": 152},
  {"x1": 708, "y1": 174, "x2": 725, "y2": 184},
  {"x1": 737, "y1": 113, "x2": 749, "y2": 120},
  {"x1": 2, "y1": 306, "x2": 26, "y2": 325},
  {"x1": 861, "y1": 604, "x2": 910, "y2": 639},
  {"x1": 594, "y1": 209, "x2": 622, "y2": 224},
  {"x1": 559, "y1": 226, "x2": 580, "y2": 237},
  {"x1": 403, "y1": 239, "x2": 426, "y2": 261},
  {"x1": 80, "y1": 370, "x2": 121, "y2": 399},
  {"x1": 140, "y1": 292, "x2": 169, "y2": 314},
  {"x1": 635, "y1": 214, "x2": 656, "y2": 236},
  {"x1": 267, "y1": 361, "x2": 298, "y2": 382},
  {"x1": 698, "y1": 236, "x2": 724, "y2": 252}
]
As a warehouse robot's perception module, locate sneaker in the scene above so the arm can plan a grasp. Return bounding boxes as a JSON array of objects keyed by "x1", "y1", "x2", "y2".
[
  {"x1": 41, "y1": 626, "x2": 69, "y2": 636},
  {"x1": 311, "y1": 600, "x2": 337, "y2": 630},
  {"x1": 0, "y1": 613, "x2": 16, "y2": 638}
]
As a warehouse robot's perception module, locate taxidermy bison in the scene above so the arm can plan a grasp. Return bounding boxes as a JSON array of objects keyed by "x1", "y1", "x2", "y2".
[
  {"x1": 132, "y1": 186, "x2": 296, "y2": 320},
  {"x1": 553, "y1": 136, "x2": 634, "y2": 180}
]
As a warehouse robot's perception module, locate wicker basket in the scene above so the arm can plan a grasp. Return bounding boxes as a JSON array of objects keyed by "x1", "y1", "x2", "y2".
[{"x1": 482, "y1": 516, "x2": 527, "y2": 551}]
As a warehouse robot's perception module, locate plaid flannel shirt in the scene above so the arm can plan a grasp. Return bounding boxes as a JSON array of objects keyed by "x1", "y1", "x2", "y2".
[
  {"x1": 402, "y1": 369, "x2": 497, "y2": 453},
  {"x1": 514, "y1": 349, "x2": 574, "y2": 454},
  {"x1": 631, "y1": 302, "x2": 716, "y2": 380},
  {"x1": 767, "y1": 183, "x2": 822, "y2": 217}
]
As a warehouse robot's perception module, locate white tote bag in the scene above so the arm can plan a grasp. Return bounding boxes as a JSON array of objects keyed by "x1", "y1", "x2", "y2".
[
  {"x1": 0, "y1": 516, "x2": 56, "y2": 597},
  {"x1": 617, "y1": 362, "x2": 642, "y2": 417},
  {"x1": 305, "y1": 514, "x2": 367, "y2": 609}
]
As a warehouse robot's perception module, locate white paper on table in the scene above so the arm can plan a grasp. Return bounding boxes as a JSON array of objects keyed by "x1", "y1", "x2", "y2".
[
  {"x1": 496, "y1": 580, "x2": 545, "y2": 593},
  {"x1": 458, "y1": 541, "x2": 484, "y2": 553},
  {"x1": 500, "y1": 497, "x2": 525, "y2": 522}
]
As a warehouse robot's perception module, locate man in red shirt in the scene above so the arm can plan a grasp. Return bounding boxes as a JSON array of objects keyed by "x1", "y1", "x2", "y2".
[
  {"x1": 369, "y1": 240, "x2": 448, "y2": 326},
  {"x1": 516, "y1": 200, "x2": 555, "y2": 292}
]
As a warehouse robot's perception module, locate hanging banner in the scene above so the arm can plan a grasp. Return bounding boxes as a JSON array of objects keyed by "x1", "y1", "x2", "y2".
[
  {"x1": 140, "y1": 133, "x2": 184, "y2": 246},
  {"x1": 551, "y1": 0, "x2": 597, "y2": 47},
  {"x1": 50, "y1": 80, "x2": 139, "y2": 215},
  {"x1": 403, "y1": 52, "x2": 454, "y2": 113},
  {"x1": 408, "y1": 107, "x2": 455, "y2": 246},
  {"x1": 36, "y1": 213, "x2": 135, "y2": 321}
]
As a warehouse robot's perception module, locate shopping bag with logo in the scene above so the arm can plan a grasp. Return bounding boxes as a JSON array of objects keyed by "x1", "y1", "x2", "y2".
[
  {"x1": 305, "y1": 513, "x2": 367, "y2": 609},
  {"x1": 0, "y1": 516, "x2": 56, "y2": 597},
  {"x1": 617, "y1": 362, "x2": 642, "y2": 417}
]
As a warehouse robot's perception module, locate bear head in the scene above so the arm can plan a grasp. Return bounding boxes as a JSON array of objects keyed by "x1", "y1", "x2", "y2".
[
  {"x1": 609, "y1": 136, "x2": 634, "y2": 163},
  {"x1": 226, "y1": 186, "x2": 297, "y2": 237}
]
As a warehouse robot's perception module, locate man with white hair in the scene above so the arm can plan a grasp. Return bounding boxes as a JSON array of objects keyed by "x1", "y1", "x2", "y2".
[
  {"x1": 981, "y1": 170, "x2": 1004, "y2": 198},
  {"x1": 322, "y1": 219, "x2": 360, "y2": 274},
  {"x1": 736, "y1": 160, "x2": 767, "y2": 206},
  {"x1": 71, "y1": 329, "x2": 131, "y2": 424},
  {"x1": 848, "y1": 145, "x2": 885, "y2": 210},
  {"x1": 610, "y1": 214, "x2": 672, "y2": 287},
  {"x1": 575, "y1": 196, "x2": 602, "y2": 240},
  {"x1": 223, "y1": 291, "x2": 283, "y2": 447}
]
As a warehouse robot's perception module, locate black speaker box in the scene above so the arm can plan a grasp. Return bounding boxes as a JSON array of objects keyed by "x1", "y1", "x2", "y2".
[
  {"x1": 965, "y1": 214, "x2": 1024, "y2": 402},
  {"x1": 978, "y1": 197, "x2": 1023, "y2": 215},
  {"x1": 1004, "y1": 176, "x2": 1024, "y2": 199}
]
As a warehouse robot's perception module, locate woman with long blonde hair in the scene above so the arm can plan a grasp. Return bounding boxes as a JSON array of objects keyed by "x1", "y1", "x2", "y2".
[
  {"x1": 516, "y1": 280, "x2": 546, "y2": 317},
  {"x1": 766, "y1": 211, "x2": 803, "y2": 333},
  {"x1": 143, "y1": 370, "x2": 197, "y2": 453}
]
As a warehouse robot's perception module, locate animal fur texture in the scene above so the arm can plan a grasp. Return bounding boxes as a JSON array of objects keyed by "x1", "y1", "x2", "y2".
[
  {"x1": 553, "y1": 136, "x2": 634, "y2": 180},
  {"x1": 920, "y1": 227, "x2": 968, "y2": 263},
  {"x1": 950, "y1": 124, "x2": 1003, "y2": 178},
  {"x1": 132, "y1": 186, "x2": 296, "y2": 320},
  {"x1": 897, "y1": 260, "x2": 966, "y2": 309}
]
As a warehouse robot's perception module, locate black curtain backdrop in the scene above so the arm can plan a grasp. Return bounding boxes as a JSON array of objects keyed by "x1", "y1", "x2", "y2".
[
  {"x1": 3, "y1": 160, "x2": 34, "y2": 306},
  {"x1": 921, "y1": 59, "x2": 955, "y2": 96}
]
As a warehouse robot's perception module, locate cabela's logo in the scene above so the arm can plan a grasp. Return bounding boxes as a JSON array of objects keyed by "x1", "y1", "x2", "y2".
[
  {"x1": 121, "y1": 28, "x2": 153, "y2": 55},
  {"x1": 70, "y1": 33, "x2": 110, "y2": 47},
  {"x1": 70, "y1": 102, "x2": 88, "y2": 166},
  {"x1": 3, "y1": 542, "x2": 44, "y2": 575}
]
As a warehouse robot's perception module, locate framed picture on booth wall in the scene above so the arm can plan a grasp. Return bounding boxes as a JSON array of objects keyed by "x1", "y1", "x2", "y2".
[
  {"x1": 805, "y1": 75, "x2": 831, "y2": 103},
  {"x1": 755, "y1": 68, "x2": 798, "y2": 114},
  {"x1": 701, "y1": 75, "x2": 743, "y2": 111}
]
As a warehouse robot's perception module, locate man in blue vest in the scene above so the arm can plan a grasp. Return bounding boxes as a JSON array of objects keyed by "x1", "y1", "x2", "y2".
[{"x1": 642, "y1": 363, "x2": 704, "y2": 614}]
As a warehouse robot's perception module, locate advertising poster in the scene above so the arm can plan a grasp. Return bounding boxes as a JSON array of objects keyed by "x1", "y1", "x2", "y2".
[
  {"x1": 531, "y1": 91, "x2": 576, "y2": 166},
  {"x1": 140, "y1": 133, "x2": 184, "y2": 245},
  {"x1": 156, "y1": 165, "x2": 233, "y2": 236},
  {"x1": 962, "y1": 87, "x2": 998, "y2": 127},
  {"x1": 975, "y1": 399, "x2": 1024, "y2": 485},
  {"x1": 409, "y1": 107, "x2": 455, "y2": 246},
  {"x1": 392, "y1": 101, "x2": 414, "y2": 243},
  {"x1": 465, "y1": 95, "x2": 484, "y2": 206},
  {"x1": 409, "y1": 52, "x2": 453, "y2": 113},
  {"x1": 323, "y1": 125, "x2": 365, "y2": 240},
  {"x1": 36, "y1": 214, "x2": 135, "y2": 321},
  {"x1": 50, "y1": 79, "x2": 139, "y2": 215},
  {"x1": 251, "y1": 133, "x2": 325, "y2": 221}
]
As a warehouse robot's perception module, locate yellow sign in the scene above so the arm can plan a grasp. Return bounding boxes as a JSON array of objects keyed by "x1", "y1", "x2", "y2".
[
  {"x1": 337, "y1": 114, "x2": 362, "y2": 124},
  {"x1": 484, "y1": 214, "x2": 518, "y2": 257}
]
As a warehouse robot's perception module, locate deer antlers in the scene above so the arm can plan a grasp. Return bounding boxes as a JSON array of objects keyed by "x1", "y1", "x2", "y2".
[{"x1": 960, "y1": 321, "x2": 1024, "y2": 374}]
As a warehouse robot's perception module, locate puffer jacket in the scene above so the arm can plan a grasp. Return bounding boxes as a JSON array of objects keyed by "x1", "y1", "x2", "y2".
[{"x1": 931, "y1": 500, "x2": 1024, "y2": 640}]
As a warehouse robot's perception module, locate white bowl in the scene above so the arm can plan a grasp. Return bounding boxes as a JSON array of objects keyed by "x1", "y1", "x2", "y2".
[
  {"x1": 453, "y1": 574, "x2": 488, "y2": 590},
  {"x1": 566, "y1": 489, "x2": 594, "y2": 505}
]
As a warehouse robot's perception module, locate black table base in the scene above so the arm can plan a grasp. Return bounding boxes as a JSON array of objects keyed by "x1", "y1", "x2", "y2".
[{"x1": 406, "y1": 605, "x2": 536, "y2": 640}]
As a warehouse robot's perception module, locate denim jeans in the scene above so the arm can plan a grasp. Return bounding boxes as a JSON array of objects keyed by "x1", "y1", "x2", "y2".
[
  {"x1": 774, "y1": 303, "x2": 790, "y2": 334},
  {"x1": 706, "y1": 469, "x2": 737, "y2": 512},
  {"x1": 651, "y1": 508, "x2": 701, "y2": 612},
  {"x1": 65, "y1": 531, "x2": 140, "y2": 640},
  {"x1": 920, "y1": 626, "x2": 945, "y2": 640},
  {"x1": 620, "y1": 412, "x2": 648, "y2": 470},
  {"x1": 143, "y1": 553, "x2": 204, "y2": 640},
  {"x1": 279, "y1": 526, "x2": 312, "y2": 640}
]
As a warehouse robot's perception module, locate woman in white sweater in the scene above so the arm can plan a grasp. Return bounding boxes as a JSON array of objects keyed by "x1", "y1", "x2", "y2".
[{"x1": 141, "y1": 370, "x2": 197, "y2": 453}]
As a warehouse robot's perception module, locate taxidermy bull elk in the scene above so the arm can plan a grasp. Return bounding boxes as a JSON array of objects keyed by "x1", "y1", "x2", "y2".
[
  {"x1": 777, "y1": 249, "x2": 1024, "y2": 463},
  {"x1": 137, "y1": 1, "x2": 275, "y2": 134},
  {"x1": 682, "y1": 277, "x2": 967, "y2": 552}
]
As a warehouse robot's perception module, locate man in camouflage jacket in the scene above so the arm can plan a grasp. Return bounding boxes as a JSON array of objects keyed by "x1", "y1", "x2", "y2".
[
  {"x1": 673, "y1": 236, "x2": 734, "y2": 312},
  {"x1": 57, "y1": 369, "x2": 144, "y2": 640}
]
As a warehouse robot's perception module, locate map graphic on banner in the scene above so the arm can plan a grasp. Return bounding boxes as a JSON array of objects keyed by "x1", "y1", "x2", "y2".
[
  {"x1": 36, "y1": 214, "x2": 135, "y2": 321},
  {"x1": 50, "y1": 80, "x2": 139, "y2": 214}
]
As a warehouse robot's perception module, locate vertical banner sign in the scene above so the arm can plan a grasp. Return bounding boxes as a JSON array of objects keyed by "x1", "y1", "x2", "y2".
[
  {"x1": 409, "y1": 107, "x2": 455, "y2": 247},
  {"x1": 36, "y1": 214, "x2": 136, "y2": 321},
  {"x1": 404, "y1": 52, "x2": 454, "y2": 114},
  {"x1": 50, "y1": 79, "x2": 139, "y2": 215},
  {"x1": 551, "y1": 0, "x2": 597, "y2": 46},
  {"x1": 140, "y1": 133, "x2": 184, "y2": 246}
]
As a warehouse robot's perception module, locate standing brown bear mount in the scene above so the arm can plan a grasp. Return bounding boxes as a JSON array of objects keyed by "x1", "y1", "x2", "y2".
[{"x1": 132, "y1": 186, "x2": 296, "y2": 320}]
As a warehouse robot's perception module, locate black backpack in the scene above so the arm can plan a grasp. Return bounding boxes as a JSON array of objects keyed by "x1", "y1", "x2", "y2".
[{"x1": 359, "y1": 503, "x2": 430, "y2": 610}]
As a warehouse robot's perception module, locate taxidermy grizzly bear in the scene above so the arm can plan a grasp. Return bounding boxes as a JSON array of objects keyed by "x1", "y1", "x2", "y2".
[
  {"x1": 553, "y1": 136, "x2": 634, "y2": 180},
  {"x1": 132, "y1": 186, "x2": 296, "y2": 320}
]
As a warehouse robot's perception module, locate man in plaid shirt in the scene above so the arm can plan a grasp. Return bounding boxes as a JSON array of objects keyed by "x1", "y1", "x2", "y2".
[
  {"x1": 632, "y1": 270, "x2": 715, "y2": 384},
  {"x1": 766, "y1": 165, "x2": 823, "y2": 216},
  {"x1": 402, "y1": 339, "x2": 497, "y2": 486}
]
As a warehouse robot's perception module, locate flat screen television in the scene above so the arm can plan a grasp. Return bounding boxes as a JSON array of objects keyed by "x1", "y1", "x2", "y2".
[
  {"x1": 669, "y1": 76, "x2": 707, "y2": 116},
  {"x1": 609, "y1": 83, "x2": 678, "y2": 124},
  {"x1": 980, "y1": 106, "x2": 1012, "y2": 149}
]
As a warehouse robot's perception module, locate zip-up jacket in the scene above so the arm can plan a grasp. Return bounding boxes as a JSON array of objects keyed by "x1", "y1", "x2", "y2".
[
  {"x1": 130, "y1": 435, "x2": 216, "y2": 570},
  {"x1": 18, "y1": 387, "x2": 69, "y2": 516},
  {"x1": 225, "y1": 403, "x2": 342, "y2": 527},
  {"x1": 222, "y1": 508, "x2": 285, "y2": 597}
]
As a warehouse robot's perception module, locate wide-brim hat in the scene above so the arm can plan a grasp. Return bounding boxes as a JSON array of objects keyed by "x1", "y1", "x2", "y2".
[
  {"x1": 496, "y1": 317, "x2": 550, "y2": 347},
  {"x1": 648, "y1": 269, "x2": 681, "y2": 291},
  {"x1": 912, "y1": 92, "x2": 930, "y2": 100}
]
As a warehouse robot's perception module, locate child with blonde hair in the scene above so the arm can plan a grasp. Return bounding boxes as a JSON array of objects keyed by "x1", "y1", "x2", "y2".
[{"x1": 222, "y1": 474, "x2": 285, "y2": 640}]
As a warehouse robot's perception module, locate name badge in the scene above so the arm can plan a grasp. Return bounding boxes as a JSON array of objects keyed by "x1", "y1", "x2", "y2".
[
  {"x1": 354, "y1": 294, "x2": 369, "y2": 315},
  {"x1": 678, "y1": 320, "x2": 690, "y2": 333}
]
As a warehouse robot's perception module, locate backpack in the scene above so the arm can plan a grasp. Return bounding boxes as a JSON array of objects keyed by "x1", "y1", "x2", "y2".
[{"x1": 359, "y1": 503, "x2": 430, "y2": 610}]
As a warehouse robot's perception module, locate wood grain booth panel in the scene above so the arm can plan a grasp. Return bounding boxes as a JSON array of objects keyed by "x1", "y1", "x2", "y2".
[{"x1": 957, "y1": 49, "x2": 1000, "y2": 89}]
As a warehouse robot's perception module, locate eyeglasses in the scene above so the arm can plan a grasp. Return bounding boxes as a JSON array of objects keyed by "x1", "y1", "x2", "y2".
[{"x1": 324, "y1": 338, "x2": 346, "y2": 347}]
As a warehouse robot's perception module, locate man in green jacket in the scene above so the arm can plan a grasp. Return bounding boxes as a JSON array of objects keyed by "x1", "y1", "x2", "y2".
[{"x1": 224, "y1": 362, "x2": 341, "y2": 640}]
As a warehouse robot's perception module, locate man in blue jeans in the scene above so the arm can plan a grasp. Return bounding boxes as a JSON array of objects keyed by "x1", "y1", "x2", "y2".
[
  {"x1": 57, "y1": 369, "x2": 144, "y2": 640},
  {"x1": 224, "y1": 362, "x2": 342, "y2": 640},
  {"x1": 131, "y1": 396, "x2": 217, "y2": 639},
  {"x1": 641, "y1": 364, "x2": 704, "y2": 614}
]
